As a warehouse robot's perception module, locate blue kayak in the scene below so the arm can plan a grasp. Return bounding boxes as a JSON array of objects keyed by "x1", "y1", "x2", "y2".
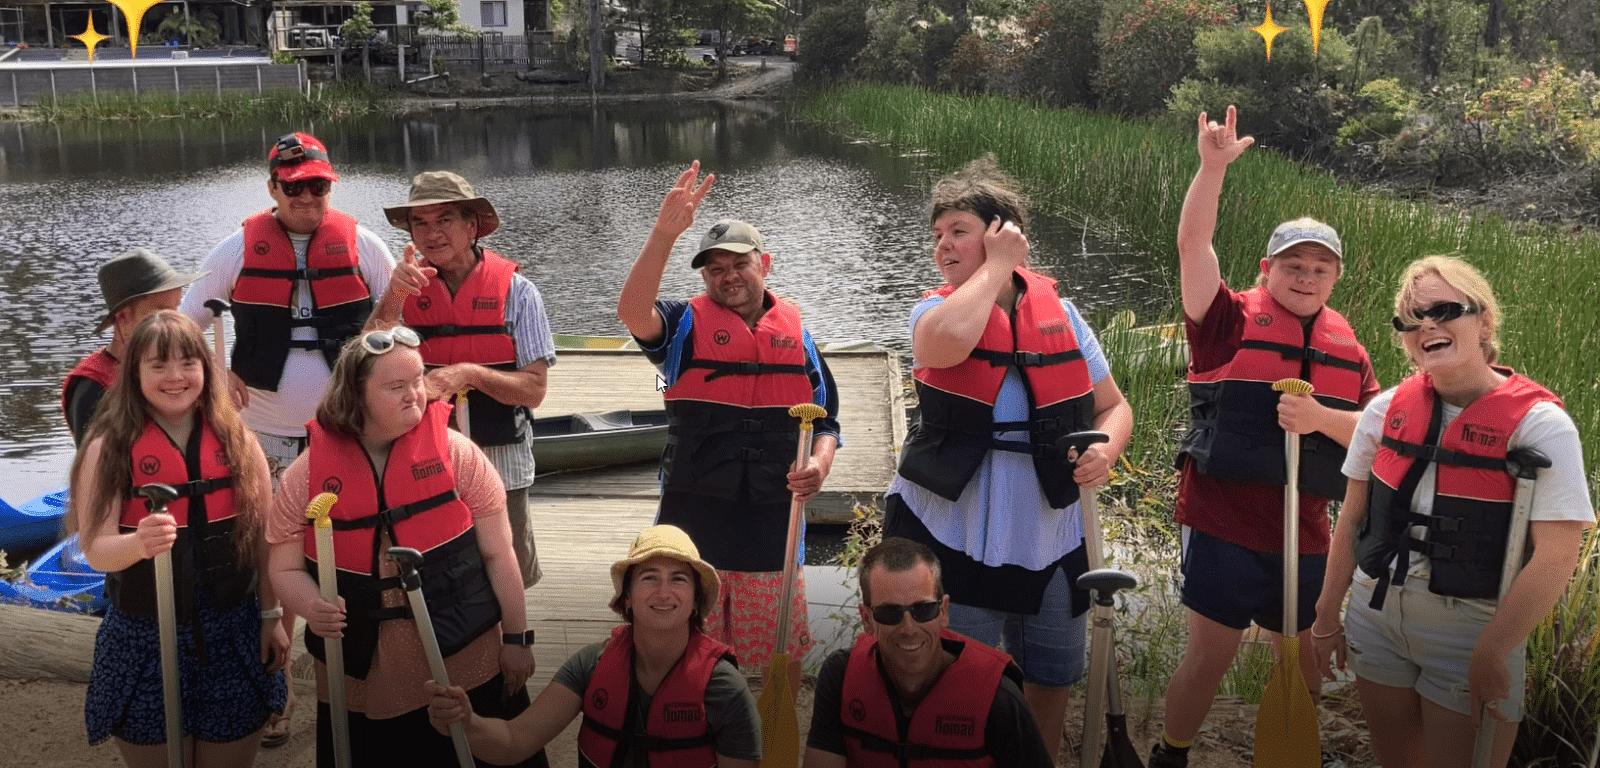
[
  {"x1": 0, "y1": 533, "x2": 107, "y2": 614},
  {"x1": 0, "y1": 487, "x2": 69, "y2": 553}
]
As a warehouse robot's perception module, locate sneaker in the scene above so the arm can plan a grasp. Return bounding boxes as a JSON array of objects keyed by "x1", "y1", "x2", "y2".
[{"x1": 1148, "y1": 743, "x2": 1190, "y2": 768}]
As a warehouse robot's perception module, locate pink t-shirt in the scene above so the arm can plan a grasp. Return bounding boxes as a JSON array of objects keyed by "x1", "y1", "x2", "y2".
[
  {"x1": 266, "y1": 429, "x2": 509, "y2": 719},
  {"x1": 1175, "y1": 283, "x2": 1381, "y2": 555}
]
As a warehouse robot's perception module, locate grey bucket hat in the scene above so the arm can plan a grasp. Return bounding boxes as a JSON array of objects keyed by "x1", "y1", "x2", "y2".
[
  {"x1": 94, "y1": 248, "x2": 207, "y2": 334},
  {"x1": 383, "y1": 171, "x2": 500, "y2": 239}
]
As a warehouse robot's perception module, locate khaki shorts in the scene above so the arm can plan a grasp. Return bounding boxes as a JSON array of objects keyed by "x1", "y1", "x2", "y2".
[
  {"x1": 702, "y1": 569, "x2": 813, "y2": 672},
  {"x1": 1346, "y1": 576, "x2": 1526, "y2": 720}
]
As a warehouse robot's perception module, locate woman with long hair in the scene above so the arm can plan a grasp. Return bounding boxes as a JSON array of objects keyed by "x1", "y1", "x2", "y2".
[
  {"x1": 265, "y1": 326, "x2": 544, "y2": 767},
  {"x1": 1312, "y1": 256, "x2": 1594, "y2": 767},
  {"x1": 73, "y1": 309, "x2": 288, "y2": 767}
]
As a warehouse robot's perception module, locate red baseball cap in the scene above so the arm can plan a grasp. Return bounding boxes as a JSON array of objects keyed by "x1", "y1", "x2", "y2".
[{"x1": 268, "y1": 132, "x2": 340, "y2": 183}]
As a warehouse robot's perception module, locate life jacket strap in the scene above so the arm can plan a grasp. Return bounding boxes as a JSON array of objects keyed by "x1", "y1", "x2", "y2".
[
  {"x1": 414, "y1": 323, "x2": 512, "y2": 339},
  {"x1": 842, "y1": 725, "x2": 990, "y2": 761},
  {"x1": 581, "y1": 715, "x2": 715, "y2": 752},
  {"x1": 684, "y1": 359, "x2": 808, "y2": 382},
  {"x1": 238, "y1": 266, "x2": 361, "y2": 281},
  {"x1": 1378, "y1": 435, "x2": 1508, "y2": 472},
  {"x1": 1240, "y1": 339, "x2": 1363, "y2": 372},
  {"x1": 970, "y1": 348, "x2": 1083, "y2": 368},
  {"x1": 330, "y1": 489, "x2": 460, "y2": 531}
]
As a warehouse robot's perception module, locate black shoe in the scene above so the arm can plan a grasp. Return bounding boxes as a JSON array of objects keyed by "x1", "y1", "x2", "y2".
[{"x1": 1148, "y1": 742, "x2": 1190, "y2": 768}]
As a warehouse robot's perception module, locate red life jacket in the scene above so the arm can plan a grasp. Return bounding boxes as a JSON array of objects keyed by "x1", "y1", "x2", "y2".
[
  {"x1": 401, "y1": 248, "x2": 524, "y2": 446},
  {"x1": 659, "y1": 293, "x2": 813, "y2": 503},
  {"x1": 839, "y1": 630, "x2": 1013, "y2": 768},
  {"x1": 61, "y1": 347, "x2": 118, "y2": 443},
  {"x1": 230, "y1": 209, "x2": 373, "y2": 390},
  {"x1": 577, "y1": 625, "x2": 734, "y2": 768},
  {"x1": 1355, "y1": 370, "x2": 1560, "y2": 608},
  {"x1": 108, "y1": 417, "x2": 250, "y2": 622},
  {"x1": 899, "y1": 268, "x2": 1095, "y2": 508},
  {"x1": 303, "y1": 401, "x2": 500, "y2": 678},
  {"x1": 1178, "y1": 286, "x2": 1368, "y2": 500}
]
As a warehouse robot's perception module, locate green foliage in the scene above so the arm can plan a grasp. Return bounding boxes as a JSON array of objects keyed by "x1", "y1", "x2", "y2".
[
  {"x1": 1467, "y1": 62, "x2": 1600, "y2": 165},
  {"x1": 156, "y1": 8, "x2": 220, "y2": 47},
  {"x1": 1337, "y1": 77, "x2": 1418, "y2": 145},
  {"x1": 990, "y1": 0, "x2": 1103, "y2": 107},
  {"x1": 33, "y1": 84, "x2": 397, "y2": 121},
  {"x1": 1519, "y1": 531, "x2": 1600, "y2": 766},
  {"x1": 796, "y1": 2, "x2": 870, "y2": 79},
  {"x1": 1166, "y1": 24, "x2": 1353, "y2": 156},
  {"x1": 417, "y1": 0, "x2": 478, "y2": 36},
  {"x1": 270, "y1": 49, "x2": 298, "y2": 66},
  {"x1": 939, "y1": 32, "x2": 992, "y2": 93},
  {"x1": 1093, "y1": 0, "x2": 1233, "y2": 116},
  {"x1": 340, "y1": 2, "x2": 377, "y2": 43}
]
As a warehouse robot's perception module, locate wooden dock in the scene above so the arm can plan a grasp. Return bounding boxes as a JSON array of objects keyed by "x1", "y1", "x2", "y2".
[{"x1": 531, "y1": 348, "x2": 907, "y2": 523}]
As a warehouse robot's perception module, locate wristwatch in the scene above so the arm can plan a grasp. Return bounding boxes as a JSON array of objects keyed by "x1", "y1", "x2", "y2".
[{"x1": 502, "y1": 630, "x2": 535, "y2": 646}]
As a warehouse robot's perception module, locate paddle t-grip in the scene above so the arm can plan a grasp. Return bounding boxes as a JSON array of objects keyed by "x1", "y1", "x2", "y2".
[
  {"x1": 1056, "y1": 430, "x2": 1109, "y2": 467},
  {"x1": 203, "y1": 298, "x2": 231, "y2": 317},
  {"x1": 138, "y1": 483, "x2": 180, "y2": 512},
  {"x1": 388, "y1": 546, "x2": 425, "y2": 591}
]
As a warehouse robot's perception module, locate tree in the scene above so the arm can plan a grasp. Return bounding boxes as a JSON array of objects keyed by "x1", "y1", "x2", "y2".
[
  {"x1": 157, "y1": 7, "x2": 220, "y2": 47},
  {"x1": 340, "y1": 1, "x2": 376, "y2": 81}
]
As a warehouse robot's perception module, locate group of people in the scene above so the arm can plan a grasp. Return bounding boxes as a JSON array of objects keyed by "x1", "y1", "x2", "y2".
[{"x1": 56, "y1": 104, "x2": 1592, "y2": 768}]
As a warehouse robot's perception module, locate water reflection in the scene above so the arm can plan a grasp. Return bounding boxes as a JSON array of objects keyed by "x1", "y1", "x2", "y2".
[{"x1": 0, "y1": 100, "x2": 1171, "y2": 498}]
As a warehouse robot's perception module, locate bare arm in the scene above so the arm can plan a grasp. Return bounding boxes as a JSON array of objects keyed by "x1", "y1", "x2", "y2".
[
  {"x1": 77, "y1": 438, "x2": 177, "y2": 574},
  {"x1": 913, "y1": 219, "x2": 1027, "y2": 369},
  {"x1": 365, "y1": 243, "x2": 435, "y2": 332},
  {"x1": 427, "y1": 678, "x2": 583, "y2": 763},
  {"x1": 618, "y1": 162, "x2": 715, "y2": 344},
  {"x1": 1178, "y1": 106, "x2": 1254, "y2": 324},
  {"x1": 788, "y1": 433, "x2": 839, "y2": 503},
  {"x1": 1312, "y1": 476, "x2": 1368, "y2": 679},
  {"x1": 1278, "y1": 396, "x2": 1363, "y2": 447},
  {"x1": 426, "y1": 359, "x2": 549, "y2": 409},
  {"x1": 803, "y1": 747, "x2": 849, "y2": 768},
  {"x1": 1071, "y1": 373, "x2": 1134, "y2": 490}
]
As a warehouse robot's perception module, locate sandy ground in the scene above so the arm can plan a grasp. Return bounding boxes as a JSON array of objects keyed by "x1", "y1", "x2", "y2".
[{"x1": 1, "y1": 646, "x2": 1370, "y2": 767}]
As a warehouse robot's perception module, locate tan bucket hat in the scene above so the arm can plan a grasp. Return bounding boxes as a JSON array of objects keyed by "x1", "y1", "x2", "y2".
[
  {"x1": 383, "y1": 171, "x2": 500, "y2": 238},
  {"x1": 608, "y1": 525, "x2": 720, "y2": 617},
  {"x1": 94, "y1": 248, "x2": 207, "y2": 334}
]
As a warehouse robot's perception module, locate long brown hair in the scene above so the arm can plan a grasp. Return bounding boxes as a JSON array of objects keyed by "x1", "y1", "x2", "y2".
[{"x1": 68, "y1": 311, "x2": 269, "y2": 565}]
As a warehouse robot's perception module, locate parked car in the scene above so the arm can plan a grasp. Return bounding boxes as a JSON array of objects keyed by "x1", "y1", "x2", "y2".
[{"x1": 741, "y1": 36, "x2": 781, "y2": 56}]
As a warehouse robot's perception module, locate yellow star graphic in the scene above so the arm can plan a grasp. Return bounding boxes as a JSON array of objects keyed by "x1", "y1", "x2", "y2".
[
  {"x1": 1252, "y1": 2, "x2": 1288, "y2": 61},
  {"x1": 1304, "y1": 0, "x2": 1330, "y2": 54},
  {"x1": 70, "y1": 15, "x2": 111, "y2": 62},
  {"x1": 104, "y1": 0, "x2": 167, "y2": 59}
]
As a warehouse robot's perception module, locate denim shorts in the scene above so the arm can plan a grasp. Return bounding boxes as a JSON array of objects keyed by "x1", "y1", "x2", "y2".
[
  {"x1": 947, "y1": 567, "x2": 1086, "y2": 688},
  {"x1": 1179, "y1": 527, "x2": 1324, "y2": 633},
  {"x1": 1346, "y1": 577, "x2": 1526, "y2": 720}
]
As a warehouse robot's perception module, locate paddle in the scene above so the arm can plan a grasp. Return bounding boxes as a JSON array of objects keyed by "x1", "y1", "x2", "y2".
[
  {"x1": 1253, "y1": 378, "x2": 1320, "y2": 768},
  {"x1": 389, "y1": 546, "x2": 476, "y2": 768},
  {"x1": 756, "y1": 402, "x2": 827, "y2": 768},
  {"x1": 203, "y1": 298, "x2": 230, "y2": 374},
  {"x1": 1058, "y1": 431, "x2": 1145, "y2": 768},
  {"x1": 305, "y1": 492, "x2": 352, "y2": 768},
  {"x1": 137, "y1": 482, "x2": 185, "y2": 768},
  {"x1": 1470, "y1": 447, "x2": 1552, "y2": 768},
  {"x1": 454, "y1": 389, "x2": 471, "y2": 441}
]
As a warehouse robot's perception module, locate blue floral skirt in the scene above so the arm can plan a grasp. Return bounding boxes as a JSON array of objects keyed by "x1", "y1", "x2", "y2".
[{"x1": 85, "y1": 593, "x2": 287, "y2": 745}]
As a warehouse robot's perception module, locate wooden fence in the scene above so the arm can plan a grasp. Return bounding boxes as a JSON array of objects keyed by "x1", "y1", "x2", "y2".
[
  {"x1": 1, "y1": 60, "x2": 305, "y2": 108},
  {"x1": 420, "y1": 32, "x2": 564, "y2": 75}
]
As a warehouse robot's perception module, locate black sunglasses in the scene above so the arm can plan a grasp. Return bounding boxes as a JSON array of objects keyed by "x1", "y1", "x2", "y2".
[
  {"x1": 276, "y1": 178, "x2": 332, "y2": 198},
  {"x1": 1391, "y1": 301, "x2": 1478, "y2": 332},
  {"x1": 869, "y1": 600, "x2": 941, "y2": 626}
]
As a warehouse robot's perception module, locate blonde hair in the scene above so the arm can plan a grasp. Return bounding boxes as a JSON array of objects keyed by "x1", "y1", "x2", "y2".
[
  {"x1": 68, "y1": 311, "x2": 268, "y2": 564},
  {"x1": 1393, "y1": 255, "x2": 1501, "y2": 365}
]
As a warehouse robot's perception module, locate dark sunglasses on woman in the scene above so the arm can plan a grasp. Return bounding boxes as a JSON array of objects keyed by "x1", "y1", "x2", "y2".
[
  {"x1": 276, "y1": 178, "x2": 333, "y2": 198},
  {"x1": 360, "y1": 326, "x2": 422, "y2": 355},
  {"x1": 1391, "y1": 301, "x2": 1478, "y2": 333},
  {"x1": 869, "y1": 600, "x2": 942, "y2": 626}
]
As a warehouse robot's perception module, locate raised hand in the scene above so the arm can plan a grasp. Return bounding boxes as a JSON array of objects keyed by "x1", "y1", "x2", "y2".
[
  {"x1": 388, "y1": 242, "x2": 438, "y2": 299},
  {"x1": 1196, "y1": 105, "x2": 1255, "y2": 169},
  {"x1": 653, "y1": 161, "x2": 716, "y2": 240},
  {"x1": 982, "y1": 217, "x2": 1029, "y2": 276}
]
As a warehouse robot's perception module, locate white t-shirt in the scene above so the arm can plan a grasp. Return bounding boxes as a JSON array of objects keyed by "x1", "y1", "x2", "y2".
[
  {"x1": 1344, "y1": 385, "x2": 1594, "y2": 583},
  {"x1": 180, "y1": 224, "x2": 395, "y2": 437}
]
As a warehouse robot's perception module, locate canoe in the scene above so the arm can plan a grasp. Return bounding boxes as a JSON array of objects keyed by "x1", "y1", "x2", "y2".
[
  {"x1": 0, "y1": 533, "x2": 106, "y2": 615},
  {"x1": 0, "y1": 487, "x2": 68, "y2": 554},
  {"x1": 531, "y1": 409, "x2": 670, "y2": 474}
]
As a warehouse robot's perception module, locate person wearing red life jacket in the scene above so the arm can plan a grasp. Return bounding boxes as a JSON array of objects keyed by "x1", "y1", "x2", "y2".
[
  {"x1": 1152, "y1": 107, "x2": 1384, "y2": 768},
  {"x1": 425, "y1": 525, "x2": 761, "y2": 768},
  {"x1": 616, "y1": 162, "x2": 841, "y2": 698},
  {"x1": 365, "y1": 171, "x2": 557, "y2": 591},
  {"x1": 62, "y1": 248, "x2": 205, "y2": 446},
  {"x1": 264, "y1": 327, "x2": 544, "y2": 768},
  {"x1": 880, "y1": 156, "x2": 1133, "y2": 764},
  {"x1": 1310, "y1": 256, "x2": 1593, "y2": 768},
  {"x1": 180, "y1": 132, "x2": 395, "y2": 746},
  {"x1": 804, "y1": 537, "x2": 1053, "y2": 768},
  {"x1": 72, "y1": 310, "x2": 288, "y2": 767}
]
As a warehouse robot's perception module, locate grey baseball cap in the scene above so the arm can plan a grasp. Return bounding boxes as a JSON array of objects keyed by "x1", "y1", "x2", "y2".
[
  {"x1": 692, "y1": 219, "x2": 764, "y2": 268},
  {"x1": 1267, "y1": 217, "x2": 1342, "y2": 259}
]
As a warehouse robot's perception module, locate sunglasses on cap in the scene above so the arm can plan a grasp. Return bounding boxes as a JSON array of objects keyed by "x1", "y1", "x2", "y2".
[
  {"x1": 868, "y1": 600, "x2": 941, "y2": 626},
  {"x1": 1391, "y1": 301, "x2": 1478, "y2": 333},
  {"x1": 270, "y1": 133, "x2": 331, "y2": 168},
  {"x1": 359, "y1": 326, "x2": 422, "y2": 355},
  {"x1": 275, "y1": 177, "x2": 332, "y2": 198}
]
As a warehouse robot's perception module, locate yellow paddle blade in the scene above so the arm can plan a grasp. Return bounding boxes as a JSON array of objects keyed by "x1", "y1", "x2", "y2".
[
  {"x1": 1253, "y1": 638, "x2": 1320, "y2": 768},
  {"x1": 756, "y1": 651, "x2": 800, "y2": 768}
]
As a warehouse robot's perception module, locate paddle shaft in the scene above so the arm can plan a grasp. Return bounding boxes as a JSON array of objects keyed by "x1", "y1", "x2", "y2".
[
  {"x1": 154, "y1": 548, "x2": 184, "y2": 768},
  {"x1": 1282, "y1": 429, "x2": 1300, "y2": 640},
  {"x1": 454, "y1": 389, "x2": 471, "y2": 441},
  {"x1": 312, "y1": 525, "x2": 353, "y2": 768},
  {"x1": 1471, "y1": 450, "x2": 1550, "y2": 768},
  {"x1": 773, "y1": 419, "x2": 815, "y2": 657},
  {"x1": 399, "y1": 573, "x2": 476, "y2": 768},
  {"x1": 1080, "y1": 485, "x2": 1108, "y2": 766}
]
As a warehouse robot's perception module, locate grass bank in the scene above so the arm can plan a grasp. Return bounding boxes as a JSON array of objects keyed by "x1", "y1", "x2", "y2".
[
  {"x1": 18, "y1": 83, "x2": 400, "y2": 122},
  {"x1": 800, "y1": 83, "x2": 1599, "y2": 765}
]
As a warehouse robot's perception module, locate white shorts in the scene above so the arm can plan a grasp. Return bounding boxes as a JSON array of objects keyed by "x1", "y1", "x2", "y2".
[{"x1": 1346, "y1": 576, "x2": 1526, "y2": 719}]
